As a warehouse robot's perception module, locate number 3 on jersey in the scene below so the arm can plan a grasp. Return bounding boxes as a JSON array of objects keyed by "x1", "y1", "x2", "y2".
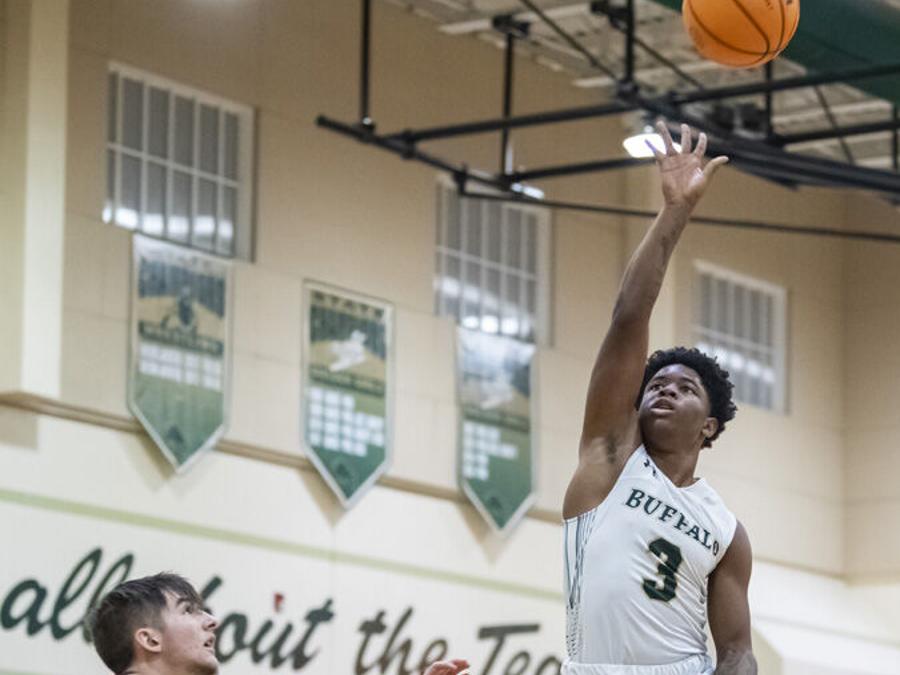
[{"x1": 642, "y1": 537, "x2": 683, "y2": 602}]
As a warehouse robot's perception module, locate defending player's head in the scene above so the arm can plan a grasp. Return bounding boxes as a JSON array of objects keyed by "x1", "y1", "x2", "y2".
[
  {"x1": 635, "y1": 347, "x2": 736, "y2": 450},
  {"x1": 88, "y1": 573, "x2": 219, "y2": 675}
]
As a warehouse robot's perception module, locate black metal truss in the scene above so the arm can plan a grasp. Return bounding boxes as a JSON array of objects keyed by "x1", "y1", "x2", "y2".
[
  {"x1": 894, "y1": 105, "x2": 900, "y2": 172},
  {"x1": 591, "y1": 0, "x2": 705, "y2": 90},
  {"x1": 460, "y1": 190, "x2": 900, "y2": 246},
  {"x1": 377, "y1": 61, "x2": 900, "y2": 144},
  {"x1": 317, "y1": 0, "x2": 900, "y2": 210},
  {"x1": 519, "y1": 0, "x2": 617, "y2": 79}
]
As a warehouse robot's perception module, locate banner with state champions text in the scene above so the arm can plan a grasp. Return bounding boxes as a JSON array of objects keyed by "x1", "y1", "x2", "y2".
[
  {"x1": 129, "y1": 235, "x2": 231, "y2": 471},
  {"x1": 302, "y1": 282, "x2": 393, "y2": 508},
  {"x1": 457, "y1": 328, "x2": 536, "y2": 534}
]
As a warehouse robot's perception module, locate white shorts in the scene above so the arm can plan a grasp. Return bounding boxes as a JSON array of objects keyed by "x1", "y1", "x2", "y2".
[{"x1": 562, "y1": 654, "x2": 714, "y2": 675}]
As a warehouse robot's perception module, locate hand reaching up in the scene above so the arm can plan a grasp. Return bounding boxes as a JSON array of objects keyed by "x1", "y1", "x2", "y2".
[
  {"x1": 647, "y1": 121, "x2": 728, "y2": 212},
  {"x1": 423, "y1": 658, "x2": 470, "y2": 675}
]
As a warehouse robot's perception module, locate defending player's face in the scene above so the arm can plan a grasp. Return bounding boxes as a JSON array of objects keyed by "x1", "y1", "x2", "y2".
[
  {"x1": 157, "y1": 592, "x2": 220, "y2": 674},
  {"x1": 638, "y1": 364, "x2": 716, "y2": 448}
]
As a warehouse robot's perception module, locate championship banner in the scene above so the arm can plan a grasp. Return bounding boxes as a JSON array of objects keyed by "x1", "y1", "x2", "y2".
[
  {"x1": 302, "y1": 283, "x2": 393, "y2": 508},
  {"x1": 129, "y1": 235, "x2": 230, "y2": 471},
  {"x1": 457, "y1": 328, "x2": 536, "y2": 534}
]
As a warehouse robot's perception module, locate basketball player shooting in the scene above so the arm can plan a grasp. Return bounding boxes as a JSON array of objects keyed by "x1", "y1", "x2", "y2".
[{"x1": 563, "y1": 122, "x2": 755, "y2": 675}]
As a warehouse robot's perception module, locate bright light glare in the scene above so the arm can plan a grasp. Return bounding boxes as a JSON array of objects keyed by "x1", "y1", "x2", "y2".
[
  {"x1": 623, "y1": 131, "x2": 681, "y2": 159},
  {"x1": 510, "y1": 182, "x2": 545, "y2": 200}
]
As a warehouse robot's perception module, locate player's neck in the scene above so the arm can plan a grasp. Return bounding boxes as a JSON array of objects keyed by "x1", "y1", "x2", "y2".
[
  {"x1": 645, "y1": 445, "x2": 700, "y2": 487},
  {"x1": 124, "y1": 663, "x2": 198, "y2": 675}
]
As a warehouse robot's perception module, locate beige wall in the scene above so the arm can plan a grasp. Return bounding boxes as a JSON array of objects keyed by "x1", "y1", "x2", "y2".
[
  {"x1": 0, "y1": 410, "x2": 567, "y2": 675},
  {"x1": 57, "y1": 0, "x2": 900, "y2": 576},
  {"x1": 843, "y1": 193, "x2": 900, "y2": 580},
  {"x1": 677, "y1": 176, "x2": 848, "y2": 574},
  {"x1": 1, "y1": 0, "x2": 900, "y2": 671},
  {"x1": 1, "y1": 0, "x2": 68, "y2": 396},
  {"x1": 0, "y1": 0, "x2": 25, "y2": 391},
  {"x1": 62, "y1": 0, "x2": 627, "y2": 515},
  {"x1": 0, "y1": 0, "x2": 14, "y2": 379}
]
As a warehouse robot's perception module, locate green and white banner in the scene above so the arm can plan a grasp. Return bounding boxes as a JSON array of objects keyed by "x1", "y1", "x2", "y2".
[
  {"x1": 129, "y1": 235, "x2": 230, "y2": 471},
  {"x1": 457, "y1": 329, "x2": 536, "y2": 535},
  {"x1": 302, "y1": 283, "x2": 393, "y2": 508}
]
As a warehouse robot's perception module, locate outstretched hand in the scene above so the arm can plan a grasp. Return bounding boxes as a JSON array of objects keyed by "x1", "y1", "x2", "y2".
[
  {"x1": 647, "y1": 121, "x2": 728, "y2": 211},
  {"x1": 423, "y1": 659, "x2": 470, "y2": 675}
]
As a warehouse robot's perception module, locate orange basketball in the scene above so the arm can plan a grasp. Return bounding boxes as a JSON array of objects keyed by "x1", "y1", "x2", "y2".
[{"x1": 683, "y1": 0, "x2": 800, "y2": 68}]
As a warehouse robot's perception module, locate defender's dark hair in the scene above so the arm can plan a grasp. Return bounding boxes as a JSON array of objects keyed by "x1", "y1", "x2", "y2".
[
  {"x1": 636, "y1": 346, "x2": 737, "y2": 448},
  {"x1": 88, "y1": 573, "x2": 202, "y2": 674}
]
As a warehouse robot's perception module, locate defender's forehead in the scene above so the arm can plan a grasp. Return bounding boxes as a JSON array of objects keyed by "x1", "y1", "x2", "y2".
[{"x1": 163, "y1": 590, "x2": 198, "y2": 610}]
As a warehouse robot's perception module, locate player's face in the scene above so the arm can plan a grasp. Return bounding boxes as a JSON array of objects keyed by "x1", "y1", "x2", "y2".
[
  {"x1": 638, "y1": 364, "x2": 715, "y2": 450},
  {"x1": 157, "y1": 592, "x2": 219, "y2": 674}
]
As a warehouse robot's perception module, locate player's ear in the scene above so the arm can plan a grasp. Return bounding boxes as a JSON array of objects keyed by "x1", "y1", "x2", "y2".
[
  {"x1": 702, "y1": 417, "x2": 718, "y2": 441},
  {"x1": 134, "y1": 626, "x2": 163, "y2": 654}
]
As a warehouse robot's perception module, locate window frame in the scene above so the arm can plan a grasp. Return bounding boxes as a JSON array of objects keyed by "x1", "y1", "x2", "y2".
[
  {"x1": 692, "y1": 259, "x2": 788, "y2": 413},
  {"x1": 434, "y1": 176, "x2": 552, "y2": 345},
  {"x1": 105, "y1": 61, "x2": 255, "y2": 260}
]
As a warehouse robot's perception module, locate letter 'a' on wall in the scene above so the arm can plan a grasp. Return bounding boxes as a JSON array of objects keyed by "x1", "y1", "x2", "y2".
[
  {"x1": 456, "y1": 328, "x2": 536, "y2": 535},
  {"x1": 302, "y1": 282, "x2": 394, "y2": 508},
  {"x1": 129, "y1": 235, "x2": 232, "y2": 471}
]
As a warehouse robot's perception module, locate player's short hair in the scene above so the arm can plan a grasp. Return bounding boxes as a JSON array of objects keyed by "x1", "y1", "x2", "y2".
[
  {"x1": 88, "y1": 573, "x2": 203, "y2": 674},
  {"x1": 636, "y1": 346, "x2": 737, "y2": 448}
]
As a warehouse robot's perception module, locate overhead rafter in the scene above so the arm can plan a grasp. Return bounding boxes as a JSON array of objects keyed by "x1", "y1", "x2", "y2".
[
  {"x1": 319, "y1": 0, "x2": 900, "y2": 216},
  {"x1": 459, "y1": 190, "x2": 900, "y2": 245},
  {"x1": 379, "y1": 61, "x2": 900, "y2": 145},
  {"x1": 438, "y1": 1, "x2": 591, "y2": 35}
]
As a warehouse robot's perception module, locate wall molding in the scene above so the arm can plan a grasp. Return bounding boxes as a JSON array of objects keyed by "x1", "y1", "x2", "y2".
[
  {"x1": 0, "y1": 392, "x2": 562, "y2": 521},
  {"x1": 0, "y1": 392, "x2": 886, "y2": 584}
]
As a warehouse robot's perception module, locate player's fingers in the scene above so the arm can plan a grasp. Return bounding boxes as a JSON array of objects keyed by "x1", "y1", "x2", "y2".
[
  {"x1": 703, "y1": 155, "x2": 729, "y2": 178},
  {"x1": 656, "y1": 120, "x2": 676, "y2": 154},
  {"x1": 693, "y1": 131, "x2": 708, "y2": 158},
  {"x1": 427, "y1": 659, "x2": 469, "y2": 675},
  {"x1": 680, "y1": 123, "x2": 692, "y2": 154}
]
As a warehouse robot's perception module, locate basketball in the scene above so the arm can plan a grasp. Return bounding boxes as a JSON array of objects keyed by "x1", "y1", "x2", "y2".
[{"x1": 683, "y1": 0, "x2": 800, "y2": 68}]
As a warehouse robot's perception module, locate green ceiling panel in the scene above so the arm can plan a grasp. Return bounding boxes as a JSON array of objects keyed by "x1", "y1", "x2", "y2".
[{"x1": 648, "y1": 0, "x2": 900, "y2": 105}]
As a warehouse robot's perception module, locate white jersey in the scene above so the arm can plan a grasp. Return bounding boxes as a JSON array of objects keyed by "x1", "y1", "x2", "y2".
[{"x1": 563, "y1": 446, "x2": 737, "y2": 668}]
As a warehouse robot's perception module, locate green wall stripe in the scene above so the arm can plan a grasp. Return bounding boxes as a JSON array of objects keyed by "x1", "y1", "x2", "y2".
[{"x1": 0, "y1": 487, "x2": 562, "y2": 602}]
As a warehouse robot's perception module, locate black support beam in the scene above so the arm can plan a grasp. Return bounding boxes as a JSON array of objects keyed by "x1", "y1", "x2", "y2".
[
  {"x1": 318, "y1": 5, "x2": 900, "y2": 204},
  {"x1": 460, "y1": 191, "x2": 900, "y2": 245},
  {"x1": 778, "y1": 117, "x2": 900, "y2": 146},
  {"x1": 359, "y1": 0, "x2": 372, "y2": 127},
  {"x1": 510, "y1": 156, "x2": 651, "y2": 182},
  {"x1": 388, "y1": 100, "x2": 637, "y2": 144},
  {"x1": 316, "y1": 116, "x2": 509, "y2": 192},
  {"x1": 894, "y1": 106, "x2": 899, "y2": 172},
  {"x1": 386, "y1": 62, "x2": 900, "y2": 144},
  {"x1": 669, "y1": 62, "x2": 900, "y2": 106},
  {"x1": 500, "y1": 30, "x2": 515, "y2": 173}
]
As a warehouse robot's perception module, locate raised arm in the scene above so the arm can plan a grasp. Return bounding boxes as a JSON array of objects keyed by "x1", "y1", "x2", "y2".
[
  {"x1": 563, "y1": 122, "x2": 728, "y2": 519},
  {"x1": 709, "y1": 522, "x2": 756, "y2": 674}
]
